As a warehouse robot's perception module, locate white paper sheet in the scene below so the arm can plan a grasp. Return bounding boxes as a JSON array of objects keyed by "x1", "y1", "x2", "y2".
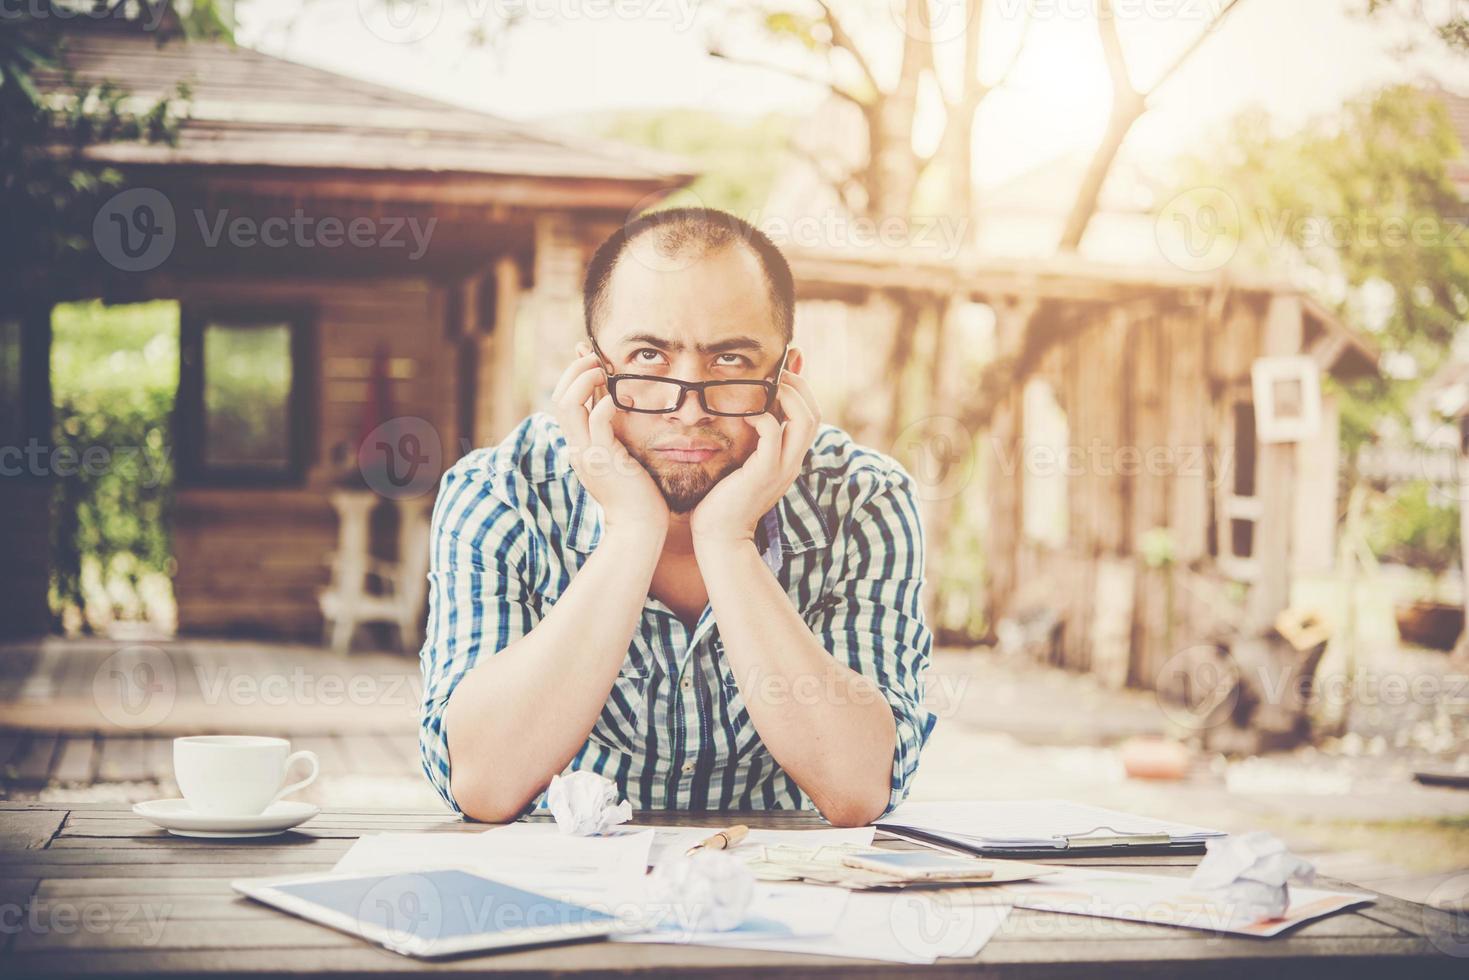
[
  {"x1": 983, "y1": 866, "x2": 1372, "y2": 937},
  {"x1": 614, "y1": 882, "x2": 849, "y2": 945},
  {"x1": 701, "y1": 890, "x2": 1011, "y2": 963},
  {"x1": 637, "y1": 824, "x2": 876, "y2": 866}
]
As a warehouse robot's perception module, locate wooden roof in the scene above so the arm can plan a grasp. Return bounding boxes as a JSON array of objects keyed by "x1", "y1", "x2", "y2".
[
  {"x1": 34, "y1": 30, "x2": 695, "y2": 206},
  {"x1": 787, "y1": 244, "x2": 1379, "y2": 379}
]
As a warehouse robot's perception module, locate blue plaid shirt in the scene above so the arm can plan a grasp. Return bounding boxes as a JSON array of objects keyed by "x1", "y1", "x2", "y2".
[{"x1": 419, "y1": 412, "x2": 935, "y2": 817}]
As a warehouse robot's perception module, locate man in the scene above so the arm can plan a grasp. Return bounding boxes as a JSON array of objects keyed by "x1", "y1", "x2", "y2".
[{"x1": 419, "y1": 207, "x2": 934, "y2": 827}]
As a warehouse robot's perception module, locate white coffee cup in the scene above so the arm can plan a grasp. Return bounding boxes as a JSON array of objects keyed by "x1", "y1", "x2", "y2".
[{"x1": 174, "y1": 735, "x2": 319, "y2": 816}]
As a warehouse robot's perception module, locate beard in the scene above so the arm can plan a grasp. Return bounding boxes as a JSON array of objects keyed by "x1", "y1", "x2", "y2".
[{"x1": 626, "y1": 432, "x2": 740, "y2": 513}]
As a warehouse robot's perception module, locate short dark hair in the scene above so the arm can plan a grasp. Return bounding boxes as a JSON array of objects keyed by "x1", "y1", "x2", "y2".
[{"x1": 582, "y1": 206, "x2": 795, "y2": 343}]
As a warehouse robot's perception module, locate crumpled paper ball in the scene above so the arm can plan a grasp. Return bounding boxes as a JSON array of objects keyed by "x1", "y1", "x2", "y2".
[
  {"x1": 546, "y1": 771, "x2": 632, "y2": 836},
  {"x1": 1190, "y1": 831, "x2": 1315, "y2": 926},
  {"x1": 646, "y1": 850, "x2": 755, "y2": 933}
]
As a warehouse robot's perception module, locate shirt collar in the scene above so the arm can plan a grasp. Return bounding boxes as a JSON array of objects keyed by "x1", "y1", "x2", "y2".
[{"x1": 565, "y1": 468, "x2": 831, "y2": 559}]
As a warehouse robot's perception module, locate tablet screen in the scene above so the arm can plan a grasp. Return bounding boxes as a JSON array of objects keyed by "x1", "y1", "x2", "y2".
[{"x1": 273, "y1": 869, "x2": 617, "y2": 943}]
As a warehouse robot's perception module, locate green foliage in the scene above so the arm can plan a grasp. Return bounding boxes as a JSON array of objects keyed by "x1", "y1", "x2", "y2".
[
  {"x1": 573, "y1": 108, "x2": 795, "y2": 218},
  {"x1": 1363, "y1": 0, "x2": 1469, "y2": 52},
  {"x1": 50, "y1": 300, "x2": 178, "y2": 631},
  {"x1": 1176, "y1": 85, "x2": 1469, "y2": 455},
  {"x1": 0, "y1": 13, "x2": 200, "y2": 293},
  {"x1": 1365, "y1": 481, "x2": 1461, "y2": 578},
  {"x1": 202, "y1": 323, "x2": 292, "y2": 467}
]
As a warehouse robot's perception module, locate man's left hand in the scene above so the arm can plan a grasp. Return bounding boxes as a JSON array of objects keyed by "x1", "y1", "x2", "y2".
[{"x1": 690, "y1": 372, "x2": 821, "y2": 547}]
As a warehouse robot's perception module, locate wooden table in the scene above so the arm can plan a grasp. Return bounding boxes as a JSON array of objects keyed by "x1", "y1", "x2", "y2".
[{"x1": 2, "y1": 801, "x2": 1463, "y2": 977}]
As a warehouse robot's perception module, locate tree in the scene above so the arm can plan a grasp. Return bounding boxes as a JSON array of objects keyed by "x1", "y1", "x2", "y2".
[{"x1": 0, "y1": 3, "x2": 225, "y2": 299}]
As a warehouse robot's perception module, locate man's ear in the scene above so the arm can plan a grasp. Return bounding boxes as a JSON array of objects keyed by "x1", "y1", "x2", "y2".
[{"x1": 784, "y1": 345, "x2": 804, "y2": 376}]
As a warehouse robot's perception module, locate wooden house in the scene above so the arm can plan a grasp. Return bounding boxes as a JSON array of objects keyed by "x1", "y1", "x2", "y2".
[
  {"x1": 2, "y1": 24, "x2": 1378, "y2": 679},
  {"x1": 785, "y1": 248, "x2": 1377, "y2": 689},
  {"x1": 1, "y1": 23, "x2": 692, "y2": 639}
]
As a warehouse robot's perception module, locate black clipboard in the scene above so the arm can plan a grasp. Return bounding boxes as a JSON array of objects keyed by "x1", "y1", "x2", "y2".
[{"x1": 876, "y1": 824, "x2": 1209, "y2": 859}]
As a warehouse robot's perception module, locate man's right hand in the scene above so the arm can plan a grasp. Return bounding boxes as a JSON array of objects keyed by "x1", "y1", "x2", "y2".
[{"x1": 552, "y1": 353, "x2": 668, "y2": 542}]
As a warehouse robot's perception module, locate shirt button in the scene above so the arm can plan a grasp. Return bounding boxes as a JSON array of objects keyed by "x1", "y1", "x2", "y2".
[
  {"x1": 680, "y1": 677, "x2": 692, "y2": 692},
  {"x1": 682, "y1": 761, "x2": 695, "y2": 775}
]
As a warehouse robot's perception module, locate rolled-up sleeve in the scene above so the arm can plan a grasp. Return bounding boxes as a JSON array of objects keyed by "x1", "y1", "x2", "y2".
[
  {"x1": 808, "y1": 470, "x2": 936, "y2": 818},
  {"x1": 418, "y1": 464, "x2": 537, "y2": 813}
]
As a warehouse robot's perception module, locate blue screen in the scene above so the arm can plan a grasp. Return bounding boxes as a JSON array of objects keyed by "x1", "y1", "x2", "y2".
[{"x1": 275, "y1": 869, "x2": 615, "y2": 942}]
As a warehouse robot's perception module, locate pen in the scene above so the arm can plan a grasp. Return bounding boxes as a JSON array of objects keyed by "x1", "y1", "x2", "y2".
[{"x1": 685, "y1": 824, "x2": 750, "y2": 855}]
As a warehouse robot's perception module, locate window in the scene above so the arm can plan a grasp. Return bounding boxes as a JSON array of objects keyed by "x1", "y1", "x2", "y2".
[
  {"x1": 1218, "y1": 400, "x2": 1261, "y2": 581},
  {"x1": 178, "y1": 307, "x2": 313, "y2": 486}
]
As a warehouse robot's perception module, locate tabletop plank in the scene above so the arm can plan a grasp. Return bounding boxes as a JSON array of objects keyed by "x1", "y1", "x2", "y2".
[
  {"x1": 0, "y1": 810, "x2": 64, "y2": 850},
  {"x1": 6, "y1": 933, "x2": 1459, "y2": 979},
  {"x1": 2, "y1": 804, "x2": 1460, "y2": 978}
]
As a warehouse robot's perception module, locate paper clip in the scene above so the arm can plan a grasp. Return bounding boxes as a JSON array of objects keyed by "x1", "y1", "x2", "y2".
[{"x1": 1059, "y1": 825, "x2": 1171, "y2": 848}]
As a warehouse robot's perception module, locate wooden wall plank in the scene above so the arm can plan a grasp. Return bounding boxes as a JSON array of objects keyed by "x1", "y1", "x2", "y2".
[{"x1": 1247, "y1": 294, "x2": 1304, "y2": 630}]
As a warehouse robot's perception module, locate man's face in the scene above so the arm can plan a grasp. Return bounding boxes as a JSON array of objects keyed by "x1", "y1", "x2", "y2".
[{"x1": 581, "y1": 240, "x2": 801, "y2": 513}]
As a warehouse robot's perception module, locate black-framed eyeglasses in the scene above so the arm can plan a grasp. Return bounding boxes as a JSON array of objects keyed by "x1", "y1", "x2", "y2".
[{"x1": 589, "y1": 337, "x2": 789, "y2": 417}]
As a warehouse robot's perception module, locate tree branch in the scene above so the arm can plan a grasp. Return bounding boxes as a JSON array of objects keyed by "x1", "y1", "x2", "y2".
[
  {"x1": 1142, "y1": 0, "x2": 1247, "y2": 99},
  {"x1": 815, "y1": 0, "x2": 880, "y2": 94},
  {"x1": 707, "y1": 48, "x2": 870, "y2": 108}
]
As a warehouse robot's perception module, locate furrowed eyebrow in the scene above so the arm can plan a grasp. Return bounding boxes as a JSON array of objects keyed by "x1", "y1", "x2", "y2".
[{"x1": 618, "y1": 333, "x2": 767, "y2": 355}]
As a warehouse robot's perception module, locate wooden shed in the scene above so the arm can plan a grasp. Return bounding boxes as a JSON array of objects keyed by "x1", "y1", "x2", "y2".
[
  {"x1": 785, "y1": 247, "x2": 1378, "y2": 689},
  {"x1": 1, "y1": 23, "x2": 692, "y2": 639}
]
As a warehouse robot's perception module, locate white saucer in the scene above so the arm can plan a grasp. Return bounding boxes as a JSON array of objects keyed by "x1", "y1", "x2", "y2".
[{"x1": 133, "y1": 798, "x2": 320, "y2": 838}]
